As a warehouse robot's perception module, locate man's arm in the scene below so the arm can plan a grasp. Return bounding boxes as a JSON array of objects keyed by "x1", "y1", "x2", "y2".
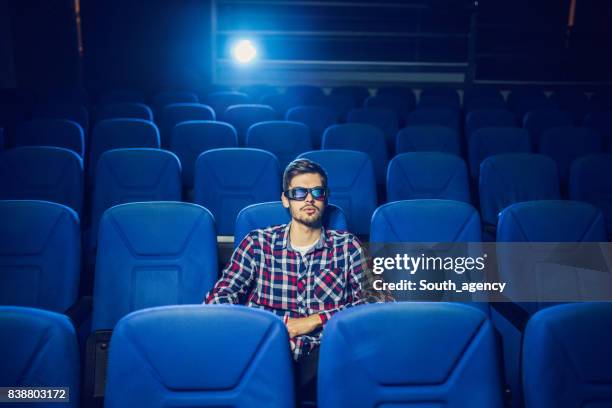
[
  {"x1": 318, "y1": 238, "x2": 369, "y2": 324},
  {"x1": 205, "y1": 234, "x2": 256, "y2": 304}
]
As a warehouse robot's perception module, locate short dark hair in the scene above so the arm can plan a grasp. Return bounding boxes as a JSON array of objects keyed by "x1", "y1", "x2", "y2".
[{"x1": 283, "y1": 159, "x2": 328, "y2": 191}]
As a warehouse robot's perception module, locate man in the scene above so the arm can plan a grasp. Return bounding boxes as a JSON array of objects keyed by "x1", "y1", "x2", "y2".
[{"x1": 205, "y1": 158, "x2": 368, "y2": 399}]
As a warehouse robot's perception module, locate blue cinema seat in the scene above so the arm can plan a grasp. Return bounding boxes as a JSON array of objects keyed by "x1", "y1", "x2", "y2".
[
  {"x1": 90, "y1": 148, "x2": 182, "y2": 246},
  {"x1": 286, "y1": 106, "x2": 338, "y2": 149},
  {"x1": 160, "y1": 103, "x2": 215, "y2": 147},
  {"x1": 170, "y1": 121, "x2": 238, "y2": 192},
  {"x1": 91, "y1": 202, "x2": 217, "y2": 331},
  {"x1": 205, "y1": 91, "x2": 251, "y2": 119},
  {"x1": 285, "y1": 85, "x2": 325, "y2": 105},
  {"x1": 224, "y1": 104, "x2": 276, "y2": 145},
  {"x1": 523, "y1": 108, "x2": 573, "y2": 147},
  {"x1": 86, "y1": 202, "x2": 217, "y2": 404},
  {"x1": 468, "y1": 127, "x2": 531, "y2": 181},
  {"x1": 370, "y1": 199, "x2": 481, "y2": 242},
  {"x1": 0, "y1": 147, "x2": 83, "y2": 215},
  {"x1": 260, "y1": 93, "x2": 301, "y2": 118},
  {"x1": 194, "y1": 148, "x2": 281, "y2": 235},
  {"x1": 418, "y1": 88, "x2": 461, "y2": 111},
  {"x1": 463, "y1": 91, "x2": 507, "y2": 113},
  {"x1": 0, "y1": 306, "x2": 79, "y2": 407},
  {"x1": 347, "y1": 107, "x2": 399, "y2": 152},
  {"x1": 387, "y1": 152, "x2": 470, "y2": 203},
  {"x1": 331, "y1": 85, "x2": 370, "y2": 106},
  {"x1": 523, "y1": 303, "x2": 612, "y2": 408},
  {"x1": 96, "y1": 102, "x2": 153, "y2": 123},
  {"x1": 570, "y1": 154, "x2": 612, "y2": 238},
  {"x1": 539, "y1": 126, "x2": 603, "y2": 187},
  {"x1": 239, "y1": 84, "x2": 277, "y2": 101},
  {"x1": 364, "y1": 93, "x2": 414, "y2": 121},
  {"x1": 15, "y1": 118, "x2": 84, "y2": 157},
  {"x1": 405, "y1": 107, "x2": 460, "y2": 131},
  {"x1": 464, "y1": 109, "x2": 518, "y2": 139},
  {"x1": 104, "y1": 305, "x2": 294, "y2": 408},
  {"x1": 32, "y1": 103, "x2": 89, "y2": 136},
  {"x1": 299, "y1": 150, "x2": 377, "y2": 236},
  {"x1": 246, "y1": 121, "x2": 312, "y2": 170},
  {"x1": 318, "y1": 303, "x2": 503, "y2": 408},
  {"x1": 0, "y1": 201, "x2": 80, "y2": 313},
  {"x1": 495, "y1": 200, "x2": 606, "y2": 408},
  {"x1": 395, "y1": 125, "x2": 461, "y2": 155},
  {"x1": 553, "y1": 89, "x2": 590, "y2": 124},
  {"x1": 88, "y1": 119, "x2": 160, "y2": 184},
  {"x1": 479, "y1": 154, "x2": 561, "y2": 238},
  {"x1": 322, "y1": 123, "x2": 388, "y2": 190},
  {"x1": 235, "y1": 201, "x2": 348, "y2": 246},
  {"x1": 319, "y1": 93, "x2": 356, "y2": 119},
  {"x1": 152, "y1": 91, "x2": 198, "y2": 116},
  {"x1": 508, "y1": 90, "x2": 557, "y2": 120},
  {"x1": 584, "y1": 111, "x2": 612, "y2": 149}
]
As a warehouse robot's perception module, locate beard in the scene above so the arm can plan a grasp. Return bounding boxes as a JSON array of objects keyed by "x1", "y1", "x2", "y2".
[{"x1": 290, "y1": 203, "x2": 324, "y2": 228}]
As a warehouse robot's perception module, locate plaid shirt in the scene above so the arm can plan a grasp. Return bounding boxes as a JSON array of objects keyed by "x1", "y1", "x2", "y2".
[{"x1": 205, "y1": 223, "x2": 368, "y2": 360}]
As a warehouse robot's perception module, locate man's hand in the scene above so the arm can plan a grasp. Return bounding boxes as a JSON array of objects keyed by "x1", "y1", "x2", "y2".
[{"x1": 286, "y1": 315, "x2": 322, "y2": 338}]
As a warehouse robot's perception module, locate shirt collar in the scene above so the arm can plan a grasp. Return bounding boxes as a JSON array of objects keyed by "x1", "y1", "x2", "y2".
[{"x1": 276, "y1": 222, "x2": 334, "y2": 252}]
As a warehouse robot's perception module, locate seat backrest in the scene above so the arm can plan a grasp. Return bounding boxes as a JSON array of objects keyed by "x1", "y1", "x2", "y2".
[
  {"x1": 479, "y1": 153, "x2": 561, "y2": 226},
  {"x1": 91, "y1": 148, "x2": 182, "y2": 246},
  {"x1": 523, "y1": 303, "x2": 612, "y2": 408},
  {"x1": 464, "y1": 109, "x2": 517, "y2": 139},
  {"x1": 418, "y1": 88, "x2": 461, "y2": 110},
  {"x1": 570, "y1": 154, "x2": 612, "y2": 235},
  {"x1": 152, "y1": 91, "x2": 198, "y2": 114},
  {"x1": 322, "y1": 123, "x2": 388, "y2": 187},
  {"x1": 285, "y1": 85, "x2": 325, "y2": 105},
  {"x1": 497, "y1": 200, "x2": 606, "y2": 242},
  {"x1": 298, "y1": 150, "x2": 377, "y2": 235},
  {"x1": 0, "y1": 146, "x2": 83, "y2": 215},
  {"x1": 88, "y1": 119, "x2": 160, "y2": 183},
  {"x1": 205, "y1": 91, "x2": 251, "y2": 119},
  {"x1": 405, "y1": 108, "x2": 459, "y2": 131},
  {"x1": 364, "y1": 93, "x2": 414, "y2": 120},
  {"x1": 371, "y1": 199, "x2": 481, "y2": 242},
  {"x1": 318, "y1": 302, "x2": 503, "y2": 408},
  {"x1": 523, "y1": 108, "x2": 573, "y2": 146},
  {"x1": 468, "y1": 127, "x2": 531, "y2": 180},
  {"x1": 92, "y1": 202, "x2": 218, "y2": 331},
  {"x1": 286, "y1": 106, "x2": 338, "y2": 149},
  {"x1": 509, "y1": 90, "x2": 557, "y2": 120},
  {"x1": 464, "y1": 94, "x2": 507, "y2": 114},
  {"x1": 194, "y1": 148, "x2": 281, "y2": 235},
  {"x1": 160, "y1": 103, "x2": 215, "y2": 147},
  {"x1": 105, "y1": 305, "x2": 294, "y2": 408},
  {"x1": 96, "y1": 102, "x2": 153, "y2": 122},
  {"x1": 15, "y1": 118, "x2": 84, "y2": 157},
  {"x1": 0, "y1": 306, "x2": 79, "y2": 407},
  {"x1": 32, "y1": 103, "x2": 89, "y2": 136},
  {"x1": 320, "y1": 94, "x2": 356, "y2": 119},
  {"x1": 239, "y1": 84, "x2": 277, "y2": 101},
  {"x1": 331, "y1": 85, "x2": 370, "y2": 106},
  {"x1": 170, "y1": 121, "x2": 238, "y2": 190},
  {"x1": 539, "y1": 126, "x2": 603, "y2": 185},
  {"x1": 387, "y1": 152, "x2": 470, "y2": 203},
  {"x1": 260, "y1": 93, "x2": 301, "y2": 117},
  {"x1": 396, "y1": 125, "x2": 460, "y2": 156},
  {"x1": 224, "y1": 104, "x2": 277, "y2": 145},
  {"x1": 0, "y1": 201, "x2": 80, "y2": 312},
  {"x1": 347, "y1": 108, "x2": 399, "y2": 151},
  {"x1": 584, "y1": 111, "x2": 612, "y2": 148},
  {"x1": 234, "y1": 201, "x2": 348, "y2": 246},
  {"x1": 246, "y1": 121, "x2": 312, "y2": 170}
]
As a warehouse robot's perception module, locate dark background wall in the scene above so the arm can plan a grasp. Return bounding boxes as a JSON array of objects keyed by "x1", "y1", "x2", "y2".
[{"x1": 1, "y1": 0, "x2": 611, "y2": 93}]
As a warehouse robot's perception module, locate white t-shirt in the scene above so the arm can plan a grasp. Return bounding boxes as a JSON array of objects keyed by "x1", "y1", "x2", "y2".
[{"x1": 291, "y1": 241, "x2": 317, "y2": 257}]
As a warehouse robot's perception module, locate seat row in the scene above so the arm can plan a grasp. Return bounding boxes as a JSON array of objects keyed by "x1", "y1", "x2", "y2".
[
  {"x1": 2, "y1": 301, "x2": 610, "y2": 408},
  {"x1": 2, "y1": 143, "x2": 612, "y2": 237}
]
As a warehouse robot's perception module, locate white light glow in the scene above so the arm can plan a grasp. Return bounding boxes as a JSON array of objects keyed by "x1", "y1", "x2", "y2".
[{"x1": 232, "y1": 40, "x2": 257, "y2": 64}]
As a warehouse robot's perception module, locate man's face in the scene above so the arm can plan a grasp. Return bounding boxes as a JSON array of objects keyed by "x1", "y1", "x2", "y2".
[{"x1": 281, "y1": 172, "x2": 326, "y2": 228}]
